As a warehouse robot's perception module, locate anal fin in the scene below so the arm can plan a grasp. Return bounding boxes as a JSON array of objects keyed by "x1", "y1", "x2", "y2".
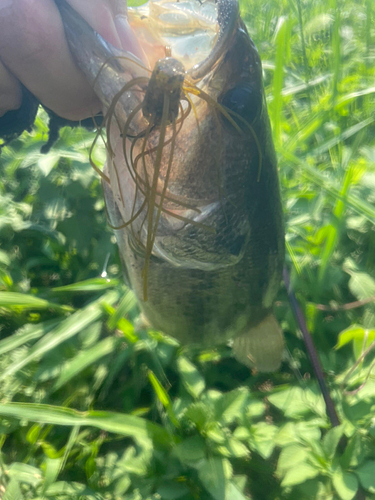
[{"x1": 233, "y1": 314, "x2": 284, "y2": 372}]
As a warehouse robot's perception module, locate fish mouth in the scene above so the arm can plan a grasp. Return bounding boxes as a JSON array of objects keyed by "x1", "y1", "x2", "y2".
[
  {"x1": 55, "y1": 0, "x2": 242, "y2": 210},
  {"x1": 127, "y1": 0, "x2": 239, "y2": 81},
  {"x1": 56, "y1": 0, "x2": 239, "y2": 84}
]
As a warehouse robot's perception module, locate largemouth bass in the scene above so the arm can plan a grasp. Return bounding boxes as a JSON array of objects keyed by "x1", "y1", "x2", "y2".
[{"x1": 56, "y1": 0, "x2": 285, "y2": 371}]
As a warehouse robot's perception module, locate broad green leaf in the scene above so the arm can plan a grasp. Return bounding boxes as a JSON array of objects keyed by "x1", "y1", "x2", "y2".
[
  {"x1": 156, "y1": 483, "x2": 190, "y2": 500},
  {"x1": 42, "y1": 458, "x2": 63, "y2": 494},
  {"x1": 184, "y1": 402, "x2": 211, "y2": 428},
  {"x1": 0, "y1": 290, "x2": 119, "y2": 381},
  {"x1": 114, "y1": 475, "x2": 132, "y2": 496},
  {"x1": 268, "y1": 386, "x2": 325, "y2": 418},
  {"x1": 198, "y1": 456, "x2": 226, "y2": 500},
  {"x1": 117, "y1": 446, "x2": 152, "y2": 476},
  {"x1": 216, "y1": 437, "x2": 250, "y2": 459},
  {"x1": 7, "y1": 463, "x2": 43, "y2": 487},
  {"x1": 332, "y1": 467, "x2": 358, "y2": 500},
  {"x1": 215, "y1": 388, "x2": 249, "y2": 425},
  {"x1": 36, "y1": 151, "x2": 60, "y2": 175},
  {"x1": 206, "y1": 421, "x2": 227, "y2": 444},
  {"x1": 246, "y1": 399, "x2": 265, "y2": 419},
  {"x1": 233, "y1": 426, "x2": 251, "y2": 441},
  {"x1": 342, "y1": 400, "x2": 373, "y2": 424},
  {"x1": 275, "y1": 420, "x2": 323, "y2": 447},
  {"x1": 226, "y1": 482, "x2": 248, "y2": 500},
  {"x1": 341, "y1": 433, "x2": 365, "y2": 469},
  {"x1": 281, "y1": 463, "x2": 319, "y2": 487},
  {"x1": 0, "y1": 403, "x2": 173, "y2": 447},
  {"x1": 173, "y1": 435, "x2": 206, "y2": 464},
  {"x1": 335, "y1": 325, "x2": 373, "y2": 349},
  {"x1": 2, "y1": 479, "x2": 22, "y2": 500},
  {"x1": 356, "y1": 461, "x2": 375, "y2": 492},
  {"x1": 44, "y1": 481, "x2": 100, "y2": 499},
  {"x1": 322, "y1": 425, "x2": 344, "y2": 459},
  {"x1": 176, "y1": 356, "x2": 205, "y2": 399},
  {"x1": 347, "y1": 272, "x2": 375, "y2": 301},
  {"x1": 298, "y1": 479, "x2": 334, "y2": 500},
  {"x1": 248, "y1": 422, "x2": 278, "y2": 459},
  {"x1": 346, "y1": 380, "x2": 375, "y2": 401},
  {"x1": 277, "y1": 444, "x2": 310, "y2": 475},
  {"x1": 232, "y1": 475, "x2": 247, "y2": 494}
]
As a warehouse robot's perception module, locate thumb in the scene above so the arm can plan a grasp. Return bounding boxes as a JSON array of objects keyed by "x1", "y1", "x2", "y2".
[{"x1": 66, "y1": 0, "x2": 147, "y2": 63}]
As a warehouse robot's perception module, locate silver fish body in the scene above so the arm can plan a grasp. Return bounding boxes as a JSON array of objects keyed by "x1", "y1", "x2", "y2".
[{"x1": 57, "y1": 0, "x2": 285, "y2": 371}]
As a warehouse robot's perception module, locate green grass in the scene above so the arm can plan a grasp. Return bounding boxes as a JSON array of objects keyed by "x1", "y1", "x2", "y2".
[{"x1": 1, "y1": 0, "x2": 375, "y2": 498}]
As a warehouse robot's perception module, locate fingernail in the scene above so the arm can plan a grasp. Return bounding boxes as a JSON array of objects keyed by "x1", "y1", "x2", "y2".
[{"x1": 115, "y1": 15, "x2": 148, "y2": 66}]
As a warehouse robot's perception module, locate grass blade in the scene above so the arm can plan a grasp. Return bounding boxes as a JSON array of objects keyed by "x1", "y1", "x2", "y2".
[
  {"x1": 0, "y1": 290, "x2": 119, "y2": 381},
  {"x1": 51, "y1": 336, "x2": 122, "y2": 392},
  {"x1": 148, "y1": 370, "x2": 179, "y2": 427},
  {"x1": 0, "y1": 319, "x2": 62, "y2": 356},
  {"x1": 52, "y1": 277, "x2": 119, "y2": 292},
  {"x1": 0, "y1": 292, "x2": 73, "y2": 312},
  {"x1": 0, "y1": 403, "x2": 173, "y2": 447}
]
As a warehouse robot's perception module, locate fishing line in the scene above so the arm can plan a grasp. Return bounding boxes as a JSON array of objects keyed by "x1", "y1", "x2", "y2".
[
  {"x1": 106, "y1": 77, "x2": 149, "y2": 157},
  {"x1": 284, "y1": 346, "x2": 329, "y2": 416},
  {"x1": 343, "y1": 357, "x2": 375, "y2": 396},
  {"x1": 142, "y1": 91, "x2": 170, "y2": 300},
  {"x1": 185, "y1": 84, "x2": 263, "y2": 181},
  {"x1": 341, "y1": 338, "x2": 375, "y2": 393},
  {"x1": 89, "y1": 115, "x2": 110, "y2": 183},
  {"x1": 283, "y1": 266, "x2": 341, "y2": 428},
  {"x1": 150, "y1": 122, "x2": 178, "y2": 251},
  {"x1": 89, "y1": 79, "x2": 148, "y2": 184},
  {"x1": 94, "y1": 60, "x2": 265, "y2": 301}
]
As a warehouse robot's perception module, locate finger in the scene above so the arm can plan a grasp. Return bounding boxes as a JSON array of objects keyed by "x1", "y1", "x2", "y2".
[
  {"x1": 0, "y1": 60, "x2": 22, "y2": 117},
  {"x1": 0, "y1": 0, "x2": 101, "y2": 121},
  {"x1": 66, "y1": 0, "x2": 124, "y2": 48},
  {"x1": 67, "y1": 0, "x2": 148, "y2": 64},
  {"x1": 114, "y1": 15, "x2": 148, "y2": 64}
]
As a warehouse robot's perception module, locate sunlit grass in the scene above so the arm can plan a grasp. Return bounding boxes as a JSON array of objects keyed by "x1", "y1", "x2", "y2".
[{"x1": 0, "y1": 0, "x2": 375, "y2": 498}]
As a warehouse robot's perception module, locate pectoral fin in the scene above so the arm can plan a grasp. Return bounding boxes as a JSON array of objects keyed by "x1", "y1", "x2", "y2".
[{"x1": 233, "y1": 314, "x2": 284, "y2": 372}]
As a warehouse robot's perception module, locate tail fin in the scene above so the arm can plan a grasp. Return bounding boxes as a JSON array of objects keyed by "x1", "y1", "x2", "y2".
[{"x1": 232, "y1": 314, "x2": 284, "y2": 372}]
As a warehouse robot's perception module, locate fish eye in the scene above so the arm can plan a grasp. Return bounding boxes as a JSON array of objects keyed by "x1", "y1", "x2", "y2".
[{"x1": 219, "y1": 85, "x2": 262, "y2": 130}]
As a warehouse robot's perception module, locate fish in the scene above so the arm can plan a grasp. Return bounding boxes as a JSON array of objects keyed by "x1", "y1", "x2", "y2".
[{"x1": 55, "y1": 0, "x2": 285, "y2": 372}]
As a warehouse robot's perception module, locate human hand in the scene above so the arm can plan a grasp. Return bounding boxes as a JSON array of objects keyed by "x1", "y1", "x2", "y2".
[{"x1": 0, "y1": 0, "x2": 145, "y2": 121}]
